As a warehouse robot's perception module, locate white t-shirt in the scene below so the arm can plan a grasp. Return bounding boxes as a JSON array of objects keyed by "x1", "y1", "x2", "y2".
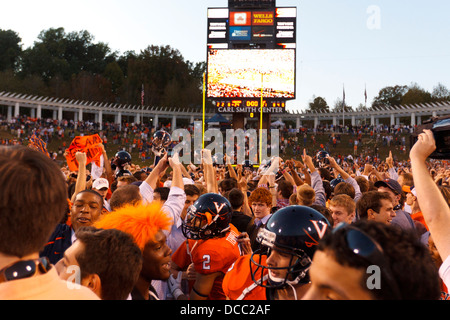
[{"x1": 439, "y1": 255, "x2": 450, "y2": 289}]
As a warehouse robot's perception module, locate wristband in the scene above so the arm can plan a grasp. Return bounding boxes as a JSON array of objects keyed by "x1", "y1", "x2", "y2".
[
  {"x1": 172, "y1": 288, "x2": 184, "y2": 300},
  {"x1": 192, "y1": 286, "x2": 209, "y2": 298}
]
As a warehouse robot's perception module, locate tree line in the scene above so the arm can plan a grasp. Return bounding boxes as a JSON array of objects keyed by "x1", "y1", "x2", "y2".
[
  {"x1": 0, "y1": 27, "x2": 208, "y2": 109},
  {"x1": 1, "y1": 27, "x2": 449, "y2": 115},
  {"x1": 308, "y1": 82, "x2": 450, "y2": 114}
]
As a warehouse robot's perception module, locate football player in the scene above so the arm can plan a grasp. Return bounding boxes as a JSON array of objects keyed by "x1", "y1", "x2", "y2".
[
  {"x1": 223, "y1": 205, "x2": 331, "y2": 300},
  {"x1": 169, "y1": 193, "x2": 241, "y2": 300}
]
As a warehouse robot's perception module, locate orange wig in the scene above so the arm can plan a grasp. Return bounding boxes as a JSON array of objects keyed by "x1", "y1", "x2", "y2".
[{"x1": 94, "y1": 202, "x2": 172, "y2": 251}]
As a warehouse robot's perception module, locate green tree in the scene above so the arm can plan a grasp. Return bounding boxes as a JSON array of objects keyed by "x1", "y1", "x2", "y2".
[
  {"x1": 0, "y1": 29, "x2": 22, "y2": 72},
  {"x1": 20, "y1": 28, "x2": 113, "y2": 82},
  {"x1": 104, "y1": 61, "x2": 124, "y2": 94},
  {"x1": 333, "y1": 98, "x2": 353, "y2": 113},
  {"x1": 308, "y1": 96, "x2": 329, "y2": 112},
  {"x1": 431, "y1": 83, "x2": 450, "y2": 102},
  {"x1": 371, "y1": 85, "x2": 408, "y2": 108},
  {"x1": 124, "y1": 45, "x2": 203, "y2": 107},
  {"x1": 401, "y1": 83, "x2": 433, "y2": 105},
  {"x1": 20, "y1": 27, "x2": 71, "y2": 81}
]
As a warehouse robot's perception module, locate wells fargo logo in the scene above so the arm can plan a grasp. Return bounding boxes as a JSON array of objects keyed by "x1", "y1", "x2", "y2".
[{"x1": 252, "y1": 11, "x2": 274, "y2": 25}]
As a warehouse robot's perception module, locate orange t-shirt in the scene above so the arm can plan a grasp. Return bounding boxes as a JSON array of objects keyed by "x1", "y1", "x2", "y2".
[{"x1": 411, "y1": 211, "x2": 429, "y2": 231}]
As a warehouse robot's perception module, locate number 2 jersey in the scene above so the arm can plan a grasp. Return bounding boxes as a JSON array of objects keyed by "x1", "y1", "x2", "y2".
[{"x1": 171, "y1": 224, "x2": 241, "y2": 300}]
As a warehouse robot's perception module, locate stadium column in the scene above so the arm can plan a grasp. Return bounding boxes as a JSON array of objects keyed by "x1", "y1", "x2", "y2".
[
  {"x1": 351, "y1": 115, "x2": 356, "y2": 126},
  {"x1": 390, "y1": 114, "x2": 395, "y2": 126},
  {"x1": 14, "y1": 102, "x2": 19, "y2": 118},
  {"x1": 98, "y1": 110, "x2": 103, "y2": 130},
  {"x1": 58, "y1": 106, "x2": 63, "y2": 122},
  {"x1": 74, "y1": 111, "x2": 78, "y2": 130},
  {"x1": 30, "y1": 108, "x2": 35, "y2": 118},
  {"x1": 154, "y1": 114, "x2": 159, "y2": 129},
  {"x1": 172, "y1": 115, "x2": 177, "y2": 130},
  {"x1": 134, "y1": 113, "x2": 140, "y2": 125},
  {"x1": 116, "y1": 112, "x2": 122, "y2": 131},
  {"x1": 78, "y1": 108, "x2": 83, "y2": 122},
  {"x1": 410, "y1": 113, "x2": 416, "y2": 127},
  {"x1": 371, "y1": 115, "x2": 375, "y2": 126},
  {"x1": 37, "y1": 105, "x2": 42, "y2": 119},
  {"x1": 296, "y1": 117, "x2": 301, "y2": 128},
  {"x1": 7, "y1": 106, "x2": 12, "y2": 122},
  {"x1": 314, "y1": 117, "x2": 319, "y2": 129},
  {"x1": 332, "y1": 116, "x2": 337, "y2": 126}
]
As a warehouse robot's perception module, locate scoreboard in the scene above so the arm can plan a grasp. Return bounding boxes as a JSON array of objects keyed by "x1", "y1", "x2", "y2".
[
  {"x1": 207, "y1": 7, "x2": 296, "y2": 49},
  {"x1": 207, "y1": 1, "x2": 297, "y2": 115}
]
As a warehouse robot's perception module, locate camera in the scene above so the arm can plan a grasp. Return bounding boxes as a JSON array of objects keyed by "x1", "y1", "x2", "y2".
[{"x1": 410, "y1": 115, "x2": 450, "y2": 159}]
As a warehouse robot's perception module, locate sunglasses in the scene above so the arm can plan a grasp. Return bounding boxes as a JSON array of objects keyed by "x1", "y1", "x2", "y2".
[{"x1": 333, "y1": 223, "x2": 402, "y2": 300}]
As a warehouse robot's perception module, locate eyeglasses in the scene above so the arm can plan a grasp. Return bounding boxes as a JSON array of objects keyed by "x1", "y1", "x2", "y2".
[{"x1": 333, "y1": 223, "x2": 402, "y2": 300}]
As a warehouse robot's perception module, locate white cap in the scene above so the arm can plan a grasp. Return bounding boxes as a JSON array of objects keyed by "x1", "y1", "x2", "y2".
[
  {"x1": 163, "y1": 177, "x2": 194, "y2": 188},
  {"x1": 93, "y1": 178, "x2": 109, "y2": 190}
]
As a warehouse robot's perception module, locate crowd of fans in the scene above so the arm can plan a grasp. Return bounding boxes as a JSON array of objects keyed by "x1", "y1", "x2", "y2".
[{"x1": 0, "y1": 112, "x2": 449, "y2": 301}]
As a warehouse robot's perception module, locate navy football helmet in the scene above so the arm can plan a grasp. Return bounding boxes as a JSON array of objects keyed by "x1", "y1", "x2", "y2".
[
  {"x1": 330, "y1": 177, "x2": 345, "y2": 189},
  {"x1": 113, "y1": 150, "x2": 131, "y2": 168},
  {"x1": 250, "y1": 205, "x2": 331, "y2": 289},
  {"x1": 181, "y1": 193, "x2": 233, "y2": 240},
  {"x1": 316, "y1": 151, "x2": 330, "y2": 167}
]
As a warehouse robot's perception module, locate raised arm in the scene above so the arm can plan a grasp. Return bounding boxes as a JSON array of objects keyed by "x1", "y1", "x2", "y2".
[
  {"x1": 303, "y1": 149, "x2": 326, "y2": 207},
  {"x1": 144, "y1": 153, "x2": 169, "y2": 190},
  {"x1": 100, "y1": 144, "x2": 113, "y2": 186},
  {"x1": 168, "y1": 152, "x2": 183, "y2": 190},
  {"x1": 202, "y1": 149, "x2": 218, "y2": 194},
  {"x1": 70, "y1": 152, "x2": 87, "y2": 203},
  {"x1": 287, "y1": 159, "x2": 304, "y2": 187},
  {"x1": 410, "y1": 129, "x2": 450, "y2": 261},
  {"x1": 327, "y1": 155, "x2": 362, "y2": 202}
]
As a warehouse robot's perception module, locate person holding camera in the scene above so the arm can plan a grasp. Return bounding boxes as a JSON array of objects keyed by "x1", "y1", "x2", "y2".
[{"x1": 410, "y1": 129, "x2": 450, "y2": 292}]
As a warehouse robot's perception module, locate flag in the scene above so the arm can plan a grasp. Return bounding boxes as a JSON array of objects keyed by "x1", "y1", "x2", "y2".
[
  {"x1": 343, "y1": 85, "x2": 346, "y2": 105},
  {"x1": 364, "y1": 85, "x2": 367, "y2": 104},
  {"x1": 141, "y1": 84, "x2": 145, "y2": 106},
  {"x1": 28, "y1": 133, "x2": 50, "y2": 158},
  {"x1": 342, "y1": 85, "x2": 346, "y2": 112}
]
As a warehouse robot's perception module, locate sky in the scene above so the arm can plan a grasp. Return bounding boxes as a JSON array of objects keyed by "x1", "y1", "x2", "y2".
[{"x1": 1, "y1": 0, "x2": 450, "y2": 113}]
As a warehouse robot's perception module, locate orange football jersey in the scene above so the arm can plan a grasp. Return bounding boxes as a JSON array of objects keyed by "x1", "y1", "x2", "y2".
[
  {"x1": 171, "y1": 224, "x2": 241, "y2": 300},
  {"x1": 223, "y1": 254, "x2": 269, "y2": 300}
]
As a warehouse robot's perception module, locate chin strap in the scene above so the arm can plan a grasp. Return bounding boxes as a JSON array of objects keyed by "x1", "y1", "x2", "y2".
[{"x1": 237, "y1": 274, "x2": 269, "y2": 300}]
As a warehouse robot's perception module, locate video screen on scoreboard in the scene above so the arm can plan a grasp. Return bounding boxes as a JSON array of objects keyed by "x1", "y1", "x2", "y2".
[{"x1": 207, "y1": 49, "x2": 296, "y2": 99}]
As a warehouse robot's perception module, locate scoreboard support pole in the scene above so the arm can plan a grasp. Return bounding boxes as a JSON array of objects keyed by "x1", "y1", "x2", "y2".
[
  {"x1": 260, "y1": 74, "x2": 264, "y2": 166},
  {"x1": 202, "y1": 72, "x2": 206, "y2": 149}
]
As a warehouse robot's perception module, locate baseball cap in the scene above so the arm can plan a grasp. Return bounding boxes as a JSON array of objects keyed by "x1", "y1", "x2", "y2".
[
  {"x1": 93, "y1": 178, "x2": 109, "y2": 190},
  {"x1": 374, "y1": 179, "x2": 403, "y2": 195},
  {"x1": 402, "y1": 185, "x2": 411, "y2": 193},
  {"x1": 163, "y1": 177, "x2": 195, "y2": 188}
]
